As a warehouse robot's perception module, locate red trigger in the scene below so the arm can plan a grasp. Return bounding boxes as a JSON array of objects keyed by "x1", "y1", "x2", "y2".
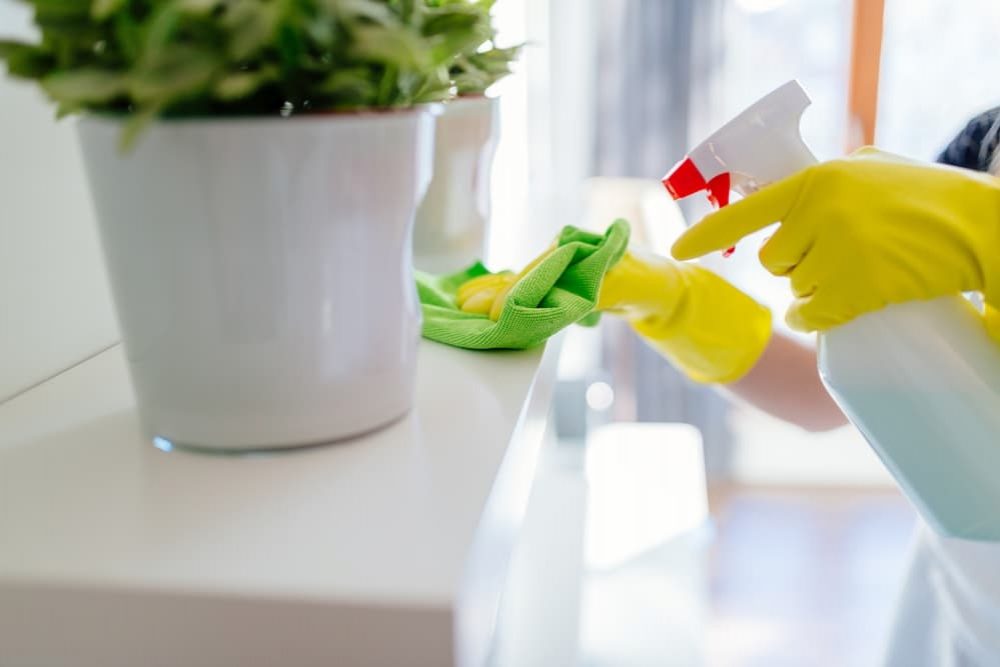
[
  {"x1": 705, "y1": 173, "x2": 735, "y2": 256},
  {"x1": 706, "y1": 173, "x2": 731, "y2": 208}
]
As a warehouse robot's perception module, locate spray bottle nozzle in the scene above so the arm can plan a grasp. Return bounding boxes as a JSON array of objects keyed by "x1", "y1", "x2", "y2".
[
  {"x1": 663, "y1": 158, "x2": 733, "y2": 209},
  {"x1": 662, "y1": 158, "x2": 705, "y2": 200},
  {"x1": 661, "y1": 80, "x2": 818, "y2": 255}
]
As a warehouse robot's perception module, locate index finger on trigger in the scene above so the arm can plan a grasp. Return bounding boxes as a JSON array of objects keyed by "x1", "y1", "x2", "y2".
[{"x1": 670, "y1": 169, "x2": 807, "y2": 261}]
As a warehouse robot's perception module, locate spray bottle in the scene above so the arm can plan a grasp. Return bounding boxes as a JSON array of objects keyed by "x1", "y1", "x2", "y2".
[{"x1": 663, "y1": 80, "x2": 1000, "y2": 541}]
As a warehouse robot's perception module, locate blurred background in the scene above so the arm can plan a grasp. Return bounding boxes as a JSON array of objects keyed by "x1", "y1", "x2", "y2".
[
  {"x1": 479, "y1": 0, "x2": 1000, "y2": 665},
  {"x1": 4, "y1": 0, "x2": 1000, "y2": 665}
]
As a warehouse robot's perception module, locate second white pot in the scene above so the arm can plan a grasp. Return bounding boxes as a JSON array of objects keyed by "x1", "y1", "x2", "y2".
[
  {"x1": 413, "y1": 96, "x2": 500, "y2": 274},
  {"x1": 77, "y1": 110, "x2": 434, "y2": 450}
]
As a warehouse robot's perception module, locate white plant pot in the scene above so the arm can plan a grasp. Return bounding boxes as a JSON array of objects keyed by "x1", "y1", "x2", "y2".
[
  {"x1": 77, "y1": 110, "x2": 434, "y2": 450},
  {"x1": 413, "y1": 95, "x2": 499, "y2": 274}
]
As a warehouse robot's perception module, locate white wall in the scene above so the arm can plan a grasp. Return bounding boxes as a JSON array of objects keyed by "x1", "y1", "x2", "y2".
[{"x1": 0, "y1": 3, "x2": 119, "y2": 402}]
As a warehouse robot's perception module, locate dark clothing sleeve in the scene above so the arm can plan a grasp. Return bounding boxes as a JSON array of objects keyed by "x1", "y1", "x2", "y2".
[{"x1": 937, "y1": 107, "x2": 1000, "y2": 172}]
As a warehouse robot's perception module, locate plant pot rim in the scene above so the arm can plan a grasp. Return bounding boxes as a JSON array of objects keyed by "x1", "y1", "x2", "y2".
[
  {"x1": 435, "y1": 95, "x2": 499, "y2": 116},
  {"x1": 79, "y1": 103, "x2": 441, "y2": 128},
  {"x1": 450, "y1": 94, "x2": 498, "y2": 104}
]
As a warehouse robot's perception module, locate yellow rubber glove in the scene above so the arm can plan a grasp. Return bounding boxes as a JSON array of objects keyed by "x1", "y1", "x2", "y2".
[
  {"x1": 455, "y1": 242, "x2": 556, "y2": 320},
  {"x1": 458, "y1": 247, "x2": 772, "y2": 384},
  {"x1": 671, "y1": 148, "x2": 1000, "y2": 334},
  {"x1": 598, "y1": 250, "x2": 772, "y2": 383}
]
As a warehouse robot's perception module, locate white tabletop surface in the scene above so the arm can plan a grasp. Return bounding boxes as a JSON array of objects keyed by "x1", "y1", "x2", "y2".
[{"x1": 0, "y1": 338, "x2": 557, "y2": 667}]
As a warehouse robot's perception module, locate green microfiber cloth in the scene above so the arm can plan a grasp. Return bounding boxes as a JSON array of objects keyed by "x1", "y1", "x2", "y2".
[{"x1": 416, "y1": 219, "x2": 631, "y2": 350}]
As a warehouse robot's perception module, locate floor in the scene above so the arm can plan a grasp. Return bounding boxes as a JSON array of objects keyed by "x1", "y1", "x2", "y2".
[
  {"x1": 576, "y1": 485, "x2": 917, "y2": 666},
  {"x1": 702, "y1": 486, "x2": 916, "y2": 667},
  {"x1": 496, "y1": 447, "x2": 917, "y2": 666}
]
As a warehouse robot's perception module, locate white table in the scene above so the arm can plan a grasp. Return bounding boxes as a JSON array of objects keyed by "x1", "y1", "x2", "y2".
[{"x1": 0, "y1": 338, "x2": 558, "y2": 667}]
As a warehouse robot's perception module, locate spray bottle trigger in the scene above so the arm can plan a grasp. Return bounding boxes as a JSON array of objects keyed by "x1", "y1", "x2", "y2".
[
  {"x1": 704, "y1": 173, "x2": 736, "y2": 256},
  {"x1": 705, "y1": 173, "x2": 732, "y2": 208}
]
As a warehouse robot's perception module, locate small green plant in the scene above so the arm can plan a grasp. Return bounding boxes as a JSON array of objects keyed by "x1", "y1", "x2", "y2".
[
  {"x1": 451, "y1": 42, "x2": 519, "y2": 96},
  {"x1": 431, "y1": 0, "x2": 518, "y2": 96},
  {"x1": 0, "y1": 0, "x2": 518, "y2": 144}
]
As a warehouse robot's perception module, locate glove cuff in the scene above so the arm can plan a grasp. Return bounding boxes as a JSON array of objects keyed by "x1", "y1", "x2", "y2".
[{"x1": 630, "y1": 264, "x2": 772, "y2": 384}]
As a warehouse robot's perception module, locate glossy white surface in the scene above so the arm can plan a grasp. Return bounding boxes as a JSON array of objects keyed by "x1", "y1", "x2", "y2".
[
  {"x1": 77, "y1": 112, "x2": 433, "y2": 449},
  {"x1": 0, "y1": 78, "x2": 118, "y2": 402},
  {"x1": 414, "y1": 96, "x2": 499, "y2": 273},
  {"x1": 0, "y1": 338, "x2": 557, "y2": 667}
]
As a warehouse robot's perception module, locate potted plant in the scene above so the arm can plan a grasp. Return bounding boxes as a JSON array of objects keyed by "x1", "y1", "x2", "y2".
[
  {"x1": 412, "y1": 0, "x2": 519, "y2": 273},
  {"x1": 0, "y1": 0, "x2": 489, "y2": 451}
]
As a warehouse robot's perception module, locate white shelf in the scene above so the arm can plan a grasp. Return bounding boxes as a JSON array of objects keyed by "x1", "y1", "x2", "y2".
[{"x1": 0, "y1": 338, "x2": 558, "y2": 667}]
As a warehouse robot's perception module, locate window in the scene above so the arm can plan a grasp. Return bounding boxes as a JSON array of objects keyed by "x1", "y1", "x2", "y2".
[{"x1": 877, "y1": 0, "x2": 1000, "y2": 160}]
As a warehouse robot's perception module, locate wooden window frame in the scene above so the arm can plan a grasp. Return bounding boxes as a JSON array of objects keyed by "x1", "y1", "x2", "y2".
[{"x1": 847, "y1": 0, "x2": 886, "y2": 150}]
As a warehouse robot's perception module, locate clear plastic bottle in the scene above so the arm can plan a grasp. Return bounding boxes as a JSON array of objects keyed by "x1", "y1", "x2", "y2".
[{"x1": 664, "y1": 81, "x2": 1000, "y2": 540}]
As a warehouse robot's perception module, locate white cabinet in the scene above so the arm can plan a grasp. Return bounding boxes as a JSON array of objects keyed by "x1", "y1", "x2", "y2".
[{"x1": 0, "y1": 339, "x2": 558, "y2": 666}]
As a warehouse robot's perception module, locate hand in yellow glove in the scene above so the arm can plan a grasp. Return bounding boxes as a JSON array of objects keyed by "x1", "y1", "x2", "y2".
[
  {"x1": 455, "y1": 242, "x2": 557, "y2": 320},
  {"x1": 671, "y1": 147, "x2": 1000, "y2": 333},
  {"x1": 457, "y1": 244, "x2": 772, "y2": 384}
]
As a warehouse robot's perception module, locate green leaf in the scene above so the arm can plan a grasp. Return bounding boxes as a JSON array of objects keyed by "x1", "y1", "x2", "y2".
[
  {"x1": 452, "y1": 67, "x2": 489, "y2": 96},
  {"x1": 213, "y1": 69, "x2": 273, "y2": 100},
  {"x1": 0, "y1": 41, "x2": 56, "y2": 79},
  {"x1": 393, "y1": 0, "x2": 418, "y2": 23},
  {"x1": 452, "y1": 44, "x2": 520, "y2": 93},
  {"x1": 376, "y1": 63, "x2": 398, "y2": 107},
  {"x1": 275, "y1": 20, "x2": 307, "y2": 69},
  {"x1": 41, "y1": 67, "x2": 128, "y2": 104},
  {"x1": 422, "y1": 7, "x2": 488, "y2": 66},
  {"x1": 326, "y1": 0, "x2": 397, "y2": 25},
  {"x1": 119, "y1": 104, "x2": 162, "y2": 152},
  {"x1": 222, "y1": 2, "x2": 280, "y2": 60},
  {"x1": 92, "y1": 0, "x2": 127, "y2": 21},
  {"x1": 113, "y1": 11, "x2": 143, "y2": 62},
  {"x1": 320, "y1": 67, "x2": 377, "y2": 101},
  {"x1": 420, "y1": 6, "x2": 482, "y2": 38},
  {"x1": 350, "y1": 24, "x2": 429, "y2": 69},
  {"x1": 32, "y1": 0, "x2": 91, "y2": 22},
  {"x1": 142, "y1": 4, "x2": 184, "y2": 61},
  {"x1": 0, "y1": 40, "x2": 34, "y2": 58},
  {"x1": 303, "y1": 16, "x2": 337, "y2": 48},
  {"x1": 177, "y1": 0, "x2": 221, "y2": 15},
  {"x1": 130, "y1": 47, "x2": 219, "y2": 104},
  {"x1": 55, "y1": 100, "x2": 83, "y2": 119},
  {"x1": 406, "y1": 67, "x2": 452, "y2": 103}
]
